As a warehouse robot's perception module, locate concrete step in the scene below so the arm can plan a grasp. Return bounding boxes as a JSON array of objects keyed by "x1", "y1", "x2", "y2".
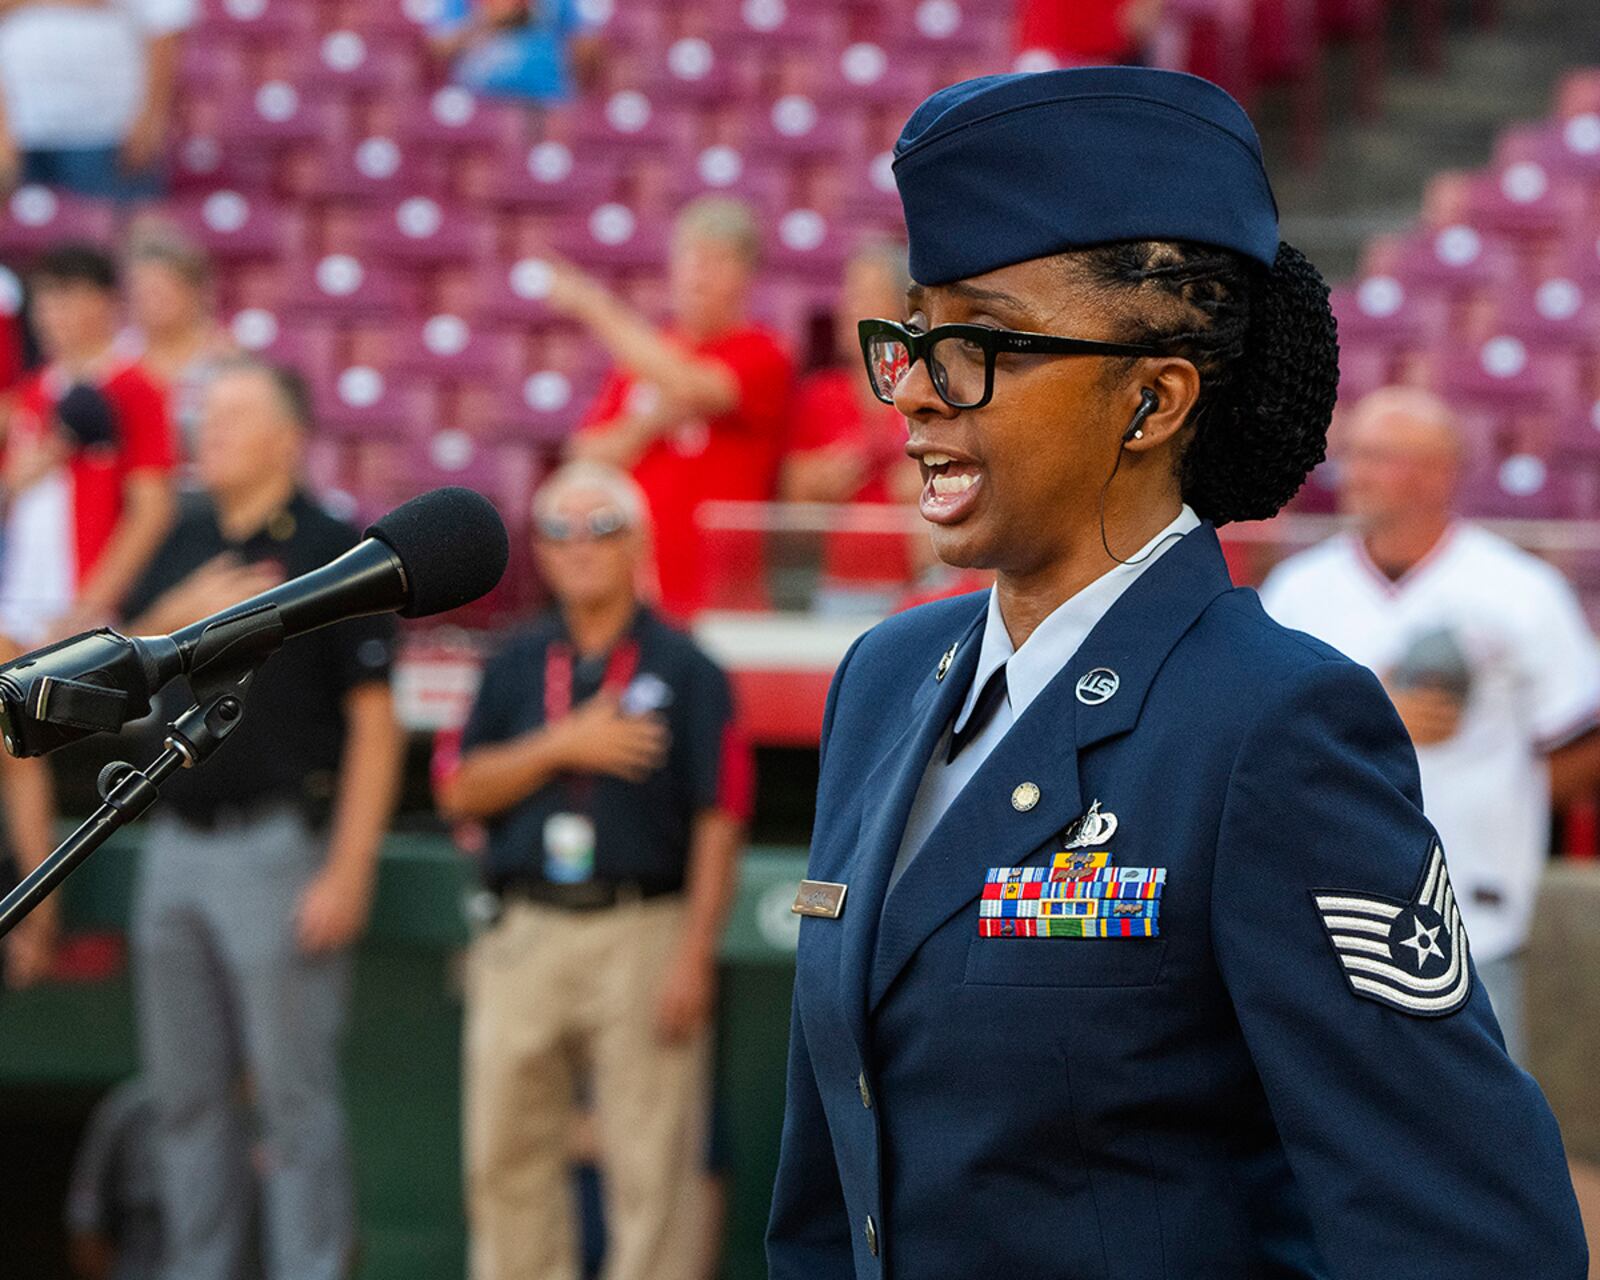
[{"x1": 1258, "y1": 0, "x2": 1600, "y2": 280}]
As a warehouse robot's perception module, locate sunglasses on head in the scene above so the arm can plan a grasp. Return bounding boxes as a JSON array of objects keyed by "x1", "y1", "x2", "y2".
[{"x1": 537, "y1": 508, "x2": 630, "y2": 543}]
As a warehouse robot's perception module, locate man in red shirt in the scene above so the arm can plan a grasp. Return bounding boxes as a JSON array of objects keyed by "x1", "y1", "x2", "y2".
[
  {"x1": 0, "y1": 243, "x2": 178, "y2": 645},
  {"x1": 560, "y1": 197, "x2": 792, "y2": 619},
  {"x1": 781, "y1": 238, "x2": 922, "y2": 594}
]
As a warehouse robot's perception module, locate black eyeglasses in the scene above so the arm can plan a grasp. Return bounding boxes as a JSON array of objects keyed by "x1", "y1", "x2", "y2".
[
  {"x1": 537, "y1": 508, "x2": 630, "y2": 543},
  {"x1": 858, "y1": 318, "x2": 1164, "y2": 411}
]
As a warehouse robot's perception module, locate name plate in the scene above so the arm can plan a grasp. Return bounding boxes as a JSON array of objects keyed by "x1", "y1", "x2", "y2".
[{"x1": 792, "y1": 880, "x2": 849, "y2": 919}]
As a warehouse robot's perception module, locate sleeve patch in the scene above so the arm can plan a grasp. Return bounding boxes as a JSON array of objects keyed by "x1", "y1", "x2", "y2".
[{"x1": 1309, "y1": 844, "x2": 1472, "y2": 1018}]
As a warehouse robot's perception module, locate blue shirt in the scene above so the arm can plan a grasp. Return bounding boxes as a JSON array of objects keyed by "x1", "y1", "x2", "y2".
[{"x1": 434, "y1": 0, "x2": 583, "y2": 103}]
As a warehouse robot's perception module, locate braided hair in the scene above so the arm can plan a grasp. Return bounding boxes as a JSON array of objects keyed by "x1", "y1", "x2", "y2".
[{"x1": 1074, "y1": 239, "x2": 1340, "y2": 525}]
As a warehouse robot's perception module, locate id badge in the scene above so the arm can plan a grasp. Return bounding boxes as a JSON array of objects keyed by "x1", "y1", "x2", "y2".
[{"x1": 543, "y1": 812, "x2": 596, "y2": 884}]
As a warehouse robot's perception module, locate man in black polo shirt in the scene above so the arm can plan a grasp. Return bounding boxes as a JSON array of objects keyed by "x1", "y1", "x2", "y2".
[
  {"x1": 120, "y1": 358, "x2": 403, "y2": 1280},
  {"x1": 438, "y1": 460, "x2": 751, "y2": 1280}
]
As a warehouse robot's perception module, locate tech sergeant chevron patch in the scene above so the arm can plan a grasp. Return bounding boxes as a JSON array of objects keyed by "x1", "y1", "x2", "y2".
[{"x1": 1310, "y1": 844, "x2": 1471, "y2": 1017}]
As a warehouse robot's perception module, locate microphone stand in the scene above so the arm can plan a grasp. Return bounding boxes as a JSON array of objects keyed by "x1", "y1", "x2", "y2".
[{"x1": 0, "y1": 664, "x2": 261, "y2": 940}]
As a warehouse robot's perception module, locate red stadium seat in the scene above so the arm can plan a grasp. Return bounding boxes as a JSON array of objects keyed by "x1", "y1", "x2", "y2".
[
  {"x1": 0, "y1": 187, "x2": 117, "y2": 258},
  {"x1": 717, "y1": 94, "x2": 869, "y2": 159},
  {"x1": 263, "y1": 30, "x2": 424, "y2": 97},
  {"x1": 764, "y1": 208, "x2": 853, "y2": 278},
  {"x1": 313, "y1": 364, "x2": 442, "y2": 440},
  {"x1": 284, "y1": 135, "x2": 450, "y2": 203},
  {"x1": 1424, "y1": 335, "x2": 1586, "y2": 413},
  {"x1": 279, "y1": 253, "x2": 425, "y2": 320},
  {"x1": 380, "y1": 86, "x2": 530, "y2": 153},
  {"x1": 702, "y1": 0, "x2": 849, "y2": 52},
  {"x1": 1461, "y1": 162, "x2": 1588, "y2": 243},
  {"x1": 548, "y1": 91, "x2": 698, "y2": 160},
  {"x1": 1329, "y1": 276, "x2": 1450, "y2": 350},
  {"x1": 195, "y1": 0, "x2": 318, "y2": 43},
  {"x1": 158, "y1": 190, "x2": 306, "y2": 262},
  {"x1": 215, "y1": 81, "x2": 352, "y2": 148},
  {"x1": 637, "y1": 37, "x2": 763, "y2": 106},
  {"x1": 357, "y1": 196, "x2": 499, "y2": 265},
  {"x1": 363, "y1": 315, "x2": 529, "y2": 383},
  {"x1": 228, "y1": 308, "x2": 341, "y2": 381},
  {"x1": 649, "y1": 147, "x2": 794, "y2": 218},
  {"x1": 552, "y1": 204, "x2": 670, "y2": 271},
  {"x1": 464, "y1": 140, "x2": 622, "y2": 210}
]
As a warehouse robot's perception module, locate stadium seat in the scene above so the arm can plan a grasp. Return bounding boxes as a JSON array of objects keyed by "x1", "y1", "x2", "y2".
[
  {"x1": 279, "y1": 253, "x2": 425, "y2": 321},
  {"x1": 552, "y1": 204, "x2": 671, "y2": 271},
  {"x1": 227, "y1": 308, "x2": 341, "y2": 381},
  {"x1": 1461, "y1": 163, "x2": 1588, "y2": 243},
  {"x1": 158, "y1": 190, "x2": 306, "y2": 262},
  {"x1": 465, "y1": 141, "x2": 621, "y2": 210},
  {"x1": 195, "y1": 0, "x2": 318, "y2": 43},
  {"x1": 1423, "y1": 336, "x2": 1586, "y2": 413},
  {"x1": 214, "y1": 81, "x2": 352, "y2": 148},
  {"x1": 650, "y1": 147, "x2": 794, "y2": 217},
  {"x1": 313, "y1": 364, "x2": 442, "y2": 440},
  {"x1": 380, "y1": 86, "x2": 529, "y2": 153},
  {"x1": 1329, "y1": 276, "x2": 1451, "y2": 351},
  {"x1": 284, "y1": 31, "x2": 424, "y2": 94},
  {"x1": 284, "y1": 136, "x2": 451, "y2": 203},
  {"x1": 0, "y1": 187, "x2": 117, "y2": 258},
  {"x1": 357, "y1": 196, "x2": 499, "y2": 265},
  {"x1": 360, "y1": 315, "x2": 529, "y2": 383},
  {"x1": 549, "y1": 92, "x2": 699, "y2": 160}
]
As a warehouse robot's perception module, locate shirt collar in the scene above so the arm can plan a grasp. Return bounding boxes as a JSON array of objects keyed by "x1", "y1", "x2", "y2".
[{"x1": 952, "y1": 504, "x2": 1202, "y2": 732}]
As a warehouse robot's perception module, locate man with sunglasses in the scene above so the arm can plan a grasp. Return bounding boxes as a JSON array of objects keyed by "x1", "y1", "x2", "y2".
[{"x1": 439, "y1": 461, "x2": 753, "y2": 1280}]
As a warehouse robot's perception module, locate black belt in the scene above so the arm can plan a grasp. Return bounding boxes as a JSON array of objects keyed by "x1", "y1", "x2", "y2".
[
  {"x1": 168, "y1": 797, "x2": 310, "y2": 834},
  {"x1": 498, "y1": 879, "x2": 681, "y2": 912}
]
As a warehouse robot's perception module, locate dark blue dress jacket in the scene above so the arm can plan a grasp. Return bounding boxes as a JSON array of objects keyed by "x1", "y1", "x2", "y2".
[{"x1": 767, "y1": 523, "x2": 1586, "y2": 1279}]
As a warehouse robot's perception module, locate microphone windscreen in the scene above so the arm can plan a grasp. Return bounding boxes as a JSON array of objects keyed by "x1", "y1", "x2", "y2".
[{"x1": 366, "y1": 487, "x2": 510, "y2": 619}]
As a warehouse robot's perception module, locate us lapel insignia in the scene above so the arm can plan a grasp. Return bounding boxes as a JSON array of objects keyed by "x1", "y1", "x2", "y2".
[
  {"x1": 935, "y1": 642, "x2": 958, "y2": 682},
  {"x1": 792, "y1": 880, "x2": 849, "y2": 919},
  {"x1": 1311, "y1": 843, "x2": 1470, "y2": 1017},
  {"x1": 1075, "y1": 667, "x2": 1119, "y2": 705},
  {"x1": 1062, "y1": 799, "x2": 1118, "y2": 849}
]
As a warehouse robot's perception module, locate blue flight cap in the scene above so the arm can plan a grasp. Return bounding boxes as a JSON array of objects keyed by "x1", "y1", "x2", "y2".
[{"x1": 892, "y1": 68, "x2": 1280, "y2": 285}]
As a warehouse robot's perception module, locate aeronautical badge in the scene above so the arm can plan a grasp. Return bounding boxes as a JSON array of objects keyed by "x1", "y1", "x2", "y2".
[
  {"x1": 1310, "y1": 844, "x2": 1471, "y2": 1017},
  {"x1": 1062, "y1": 799, "x2": 1117, "y2": 849}
]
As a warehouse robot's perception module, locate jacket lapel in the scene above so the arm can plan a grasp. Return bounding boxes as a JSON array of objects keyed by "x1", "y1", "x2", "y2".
[
  {"x1": 835, "y1": 600, "x2": 987, "y2": 1051},
  {"x1": 867, "y1": 523, "x2": 1236, "y2": 1012}
]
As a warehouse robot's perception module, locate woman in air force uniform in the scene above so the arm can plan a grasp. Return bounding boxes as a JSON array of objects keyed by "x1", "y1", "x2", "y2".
[{"x1": 766, "y1": 67, "x2": 1587, "y2": 1280}]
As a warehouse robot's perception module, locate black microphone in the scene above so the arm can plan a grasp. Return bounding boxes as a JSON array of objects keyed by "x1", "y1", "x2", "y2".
[{"x1": 0, "y1": 486, "x2": 509, "y2": 757}]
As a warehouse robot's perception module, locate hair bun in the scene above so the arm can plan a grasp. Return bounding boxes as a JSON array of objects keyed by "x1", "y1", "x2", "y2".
[{"x1": 1184, "y1": 240, "x2": 1340, "y2": 525}]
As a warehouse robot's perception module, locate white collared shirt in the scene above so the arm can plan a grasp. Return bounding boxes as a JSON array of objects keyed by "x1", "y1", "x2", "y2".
[
  {"x1": 886, "y1": 505, "x2": 1202, "y2": 893},
  {"x1": 1261, "y1": 522, "x2": 1600, "y2": 962}
]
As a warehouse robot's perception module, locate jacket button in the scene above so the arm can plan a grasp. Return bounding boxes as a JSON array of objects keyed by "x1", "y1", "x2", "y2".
[
  {"x1": 858, "y1": 1070, "x2": 871, "y2": 1109},
  {"x1": 864, "y1": 1214, "x2": 879, "y2": 1256}
]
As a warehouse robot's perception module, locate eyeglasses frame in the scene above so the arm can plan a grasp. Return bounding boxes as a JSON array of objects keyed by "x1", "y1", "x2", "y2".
[{"x1": 858, "y1": 318, "x2": 1165, "y2": 411}]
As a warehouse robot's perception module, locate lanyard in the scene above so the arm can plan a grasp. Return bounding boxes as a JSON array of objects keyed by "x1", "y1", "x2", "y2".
[{"x1": 544, "y1": 636, "x2": 641, "y2": 809}]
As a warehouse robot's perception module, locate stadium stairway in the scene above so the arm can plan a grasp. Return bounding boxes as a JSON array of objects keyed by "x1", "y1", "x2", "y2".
[{"x1": 1272, "y1": 0, "x2": 1600, "y2": 278}]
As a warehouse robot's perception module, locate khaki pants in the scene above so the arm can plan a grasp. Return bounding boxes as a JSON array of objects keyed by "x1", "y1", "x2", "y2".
[{"x1": 465, "y1": 895, "x2": 710, "y2": 1280}]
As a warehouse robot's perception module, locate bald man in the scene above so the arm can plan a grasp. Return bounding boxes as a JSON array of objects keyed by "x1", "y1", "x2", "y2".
[{"x1": 1261, "y1": 387, "x2": 1600, "y2": 1061}]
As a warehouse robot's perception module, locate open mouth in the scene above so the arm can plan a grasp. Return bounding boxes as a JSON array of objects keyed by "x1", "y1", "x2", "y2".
[{"x1": 918, "y1": 451, "x2": 984, "y2": 524}]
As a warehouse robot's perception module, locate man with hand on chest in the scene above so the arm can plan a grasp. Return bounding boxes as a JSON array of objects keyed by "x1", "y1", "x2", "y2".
[
  {"x1": 438, "y1": 459, "x2": 752, "y2": 1280},
  {"x1": 119, "y1": 356, "x2": 403, "y2": 1280}
]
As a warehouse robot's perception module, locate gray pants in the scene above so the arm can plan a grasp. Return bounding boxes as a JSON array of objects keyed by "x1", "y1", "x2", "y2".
[
  {"x1": 132, "y1": 808, "x2": 353, "y2": 1280},
  {"x1": 1476, "y1": 950, "x2": 1527, "y2": 1066}
]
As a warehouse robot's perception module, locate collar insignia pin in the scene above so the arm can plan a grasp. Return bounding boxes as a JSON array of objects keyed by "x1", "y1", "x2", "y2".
[
  {"x1": 1076, "y1": 667, "x2": 1120, "y2": 705},
  {"x1": 1011, "y1": 781, "x2": 1041, "y2": 812},
  {"x1": 1063, "y1": 799, "x2": 1118, "y2": 849},
  {"x1": 935, "y1": 642, "x2": 958, "y2": 682}
]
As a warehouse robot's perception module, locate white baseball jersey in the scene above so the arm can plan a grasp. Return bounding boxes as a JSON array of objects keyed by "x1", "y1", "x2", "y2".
[{"x1": 1260, "y1": 522, "x2": 1600, "y2": 963}]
